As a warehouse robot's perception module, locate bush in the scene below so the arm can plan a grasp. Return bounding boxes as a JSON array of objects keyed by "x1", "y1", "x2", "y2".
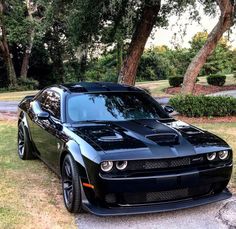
[
  {"x1": 169, "y1": 95, "x2": 236, "y2": 117},
  {"x1": 207, "y1": 74, "x2": 226, "y2": 86},
  {"x1": 17, "y1": 78, "x2": 39, "y2": 90},
  {"x1": 168, "y1": 76, "x2": 184, "y2": 87}
]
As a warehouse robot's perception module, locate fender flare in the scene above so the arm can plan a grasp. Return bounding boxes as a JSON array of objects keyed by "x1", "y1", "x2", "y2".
[{"x1": 60, "y1": 140, "x2": 88, "y2": 178}]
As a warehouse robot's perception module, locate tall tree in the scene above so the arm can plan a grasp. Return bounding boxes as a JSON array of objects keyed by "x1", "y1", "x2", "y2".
[
  {"x1": 118, "y1": 0, "x2": 161, "y2": 85},
  {"x1": 20, "y1": 0, "x2": 38, "y2": 79},
  {"x1": 182, "y1": 0, "x2": 235, "y2": 94},
  {"x1": 0, "y1": 0, "x2": 17, "y2": 87}
]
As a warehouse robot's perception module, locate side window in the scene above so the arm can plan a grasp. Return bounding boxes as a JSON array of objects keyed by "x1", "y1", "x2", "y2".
[{"x1": 38, "y1": 90, "x2": 61, "y2": 119}]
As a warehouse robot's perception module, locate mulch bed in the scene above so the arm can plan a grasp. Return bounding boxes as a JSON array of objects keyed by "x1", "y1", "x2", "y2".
[
  {"x1": 165, "y1": 84, "x2": 236, "y2": 95},
  {"x1": 175, "y1": 115, "x2": 236, "y2": 124}
]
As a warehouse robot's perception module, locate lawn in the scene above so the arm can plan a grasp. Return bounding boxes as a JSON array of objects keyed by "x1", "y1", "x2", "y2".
[
  {"x1": 136, "y1": 74, "x2": 236, "y2": 97},
  {"x1": 0, "y1": 91, "x2": 38, "y2": 102},
  {"x1": 0, "y1": 121, "x2": 76, "y2": 229}
]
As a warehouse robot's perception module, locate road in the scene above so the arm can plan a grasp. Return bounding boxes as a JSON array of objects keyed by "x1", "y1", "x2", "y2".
[
  {"x1": 0, "y1": 98, "x2": 170, "y2": 114},
  {"x1": 209, "y1": 90, "x2": 236, "y2": 98},
  {"x1": 0, "y1": 101, "x2": 19, "y2": 113},
  {"x1": 76, "y1": 196, "x2": 236, "y2": 229},
  {"x1": 1, "y1": 90, "x2": 236, "y2": 114}
]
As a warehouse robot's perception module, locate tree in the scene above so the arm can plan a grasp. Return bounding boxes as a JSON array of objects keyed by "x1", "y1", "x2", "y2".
[
  {"x1": 20, "y1": 0, "x2": 44, "y2": 79},
  {"x1": 0, "y1": 0, "x2": 17, "y2": 87},
  {"x1": 182, "y1": 0, "x2": 235, "y2": 94},
  {"x1": 118, "y1": 0, "x2": 161, "y2": 85}
]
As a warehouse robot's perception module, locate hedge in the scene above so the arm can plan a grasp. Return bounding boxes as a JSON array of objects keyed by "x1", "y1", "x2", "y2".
[
  {"x1": 169, "y1": 95, "x2": 236, "y2": 117},
  {"x1": 207, "y1": 74, "x2": 226, "y2": 86},
  {"x1": 168, "y1": 76, "x2": 184, "y2": 87}
]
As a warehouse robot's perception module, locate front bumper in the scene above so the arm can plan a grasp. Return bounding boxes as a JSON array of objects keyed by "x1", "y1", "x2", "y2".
[
  {"x1": 81, "y1": 163, "x2": 233, "y2": 216},
  {"x1": 82, "y1": 189, "x2": 231, "y2": 216}
]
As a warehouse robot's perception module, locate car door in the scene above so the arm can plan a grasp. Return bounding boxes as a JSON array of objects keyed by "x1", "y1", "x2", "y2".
[{"x1": 31, "y1": 89, "x2": 61, "y2": 170}]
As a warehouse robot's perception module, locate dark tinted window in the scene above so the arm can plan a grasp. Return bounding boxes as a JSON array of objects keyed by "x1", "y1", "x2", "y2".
[
  {"x1": 38, "y1": 90, "x2": 61, "y2": 119},
  {"x1": 67, "y1": 92, "x2": 169, "y2": 122}
]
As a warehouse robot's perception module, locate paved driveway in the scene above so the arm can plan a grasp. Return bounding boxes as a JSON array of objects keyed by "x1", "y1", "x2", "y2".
[
  {"x1": 0, "y1": 101, "x2": 19, "y2": 113},
  {"x1": 76, "y1": 196, "x2": 236, "y2": 229},
  {"x1": 209, "y1": 90, "x2": 236, "y2": 98}
]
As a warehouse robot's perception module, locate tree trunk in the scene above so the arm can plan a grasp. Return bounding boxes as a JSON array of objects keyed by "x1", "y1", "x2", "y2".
[
  {"x1": 20, "y1": 31, "x2": 34, "y2": 79},
  {"x1": 0, "y1": 0, "x2": 17, "y2": 87},
  {"x1": 181, "y1": 0, "x2": 235, "y2": 94},
  {"x1": 20, "y1": 0, "x2": 36, "y2": 79},
  {"x1": 116, "y1": 38, "x2": 123, "y2": 75},
  {"x1": 118, "y1": 0, "x2": 161, "y2": 85}
]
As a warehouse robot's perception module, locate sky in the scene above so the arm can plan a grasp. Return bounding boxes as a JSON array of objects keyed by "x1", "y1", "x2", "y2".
[{"x1": 146, "y1": 5, "x2": 236, "y2": 49}]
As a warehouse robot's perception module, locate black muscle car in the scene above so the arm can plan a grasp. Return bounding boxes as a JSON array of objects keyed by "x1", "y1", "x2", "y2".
[{"x1": 17, "y1": 82, "x2": 233, "y2": 216}]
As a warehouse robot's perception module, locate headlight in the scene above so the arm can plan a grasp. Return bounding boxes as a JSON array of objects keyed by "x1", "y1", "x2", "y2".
[
  {"x1": 116, "y1": 161, "x2": 128, "y2": 170},
  {"x1": 101, "y1": 161, "x2": 113, "y2": 172},
  {"x1": 218, "y1": 150, "x2": 229, "y2": 160},
  {"x1": 207, "y1": 152, "x2": 216, "y2": 161}
]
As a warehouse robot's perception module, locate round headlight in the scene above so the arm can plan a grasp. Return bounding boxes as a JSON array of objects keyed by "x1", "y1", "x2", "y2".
[
  {"x1": 116, "y1": 161, "x2": 128, "y2": 170},
  {"x1": 207, "y1": 152, "x2": 217, "y2": 161},
  {"x1": 101, "y1": 161, "x2": 113, "y2": 172},
  {"x1": 218, "y1": 150, "x2": 229, "y2": 160}
]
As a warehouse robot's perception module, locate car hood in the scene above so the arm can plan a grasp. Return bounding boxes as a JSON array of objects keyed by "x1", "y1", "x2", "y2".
[{"x1": 71, "y1": 119, "x2": 230, "y2": 160}]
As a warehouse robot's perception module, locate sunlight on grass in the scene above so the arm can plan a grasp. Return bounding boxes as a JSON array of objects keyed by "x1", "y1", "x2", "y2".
[
  {"x1": 0, "y1": 91, "x2": 38, "y2": 101},
  {"x1": 0, "y1": 121, "x2": 75, "y2": 229}
]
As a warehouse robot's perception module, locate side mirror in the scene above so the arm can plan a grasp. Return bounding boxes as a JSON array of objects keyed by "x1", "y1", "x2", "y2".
[
  {"x1": 37, "y1": 111, "x2": 50, "y2": 120},
  {"x1": 164, "y1": 105, "x2": 174, "y2": 114}
]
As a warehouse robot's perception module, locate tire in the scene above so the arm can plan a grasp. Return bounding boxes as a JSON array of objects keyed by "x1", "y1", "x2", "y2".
[
  {"x1": 62, "y1": 154, "x2": 83, "y2": 213},
  {"x1": 17, "y1": 122, "x2": 35, "y2": 160}
]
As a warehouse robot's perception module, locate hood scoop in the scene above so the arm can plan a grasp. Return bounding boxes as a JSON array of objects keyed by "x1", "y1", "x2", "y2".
[
  {"x1": 178, "y1": 126, "x2": 202, "y2": 135},
  {"x1": 98, "y1": 133, "x2": 123, "y2": 142},
  {"x1": 146, "y1": 133, "x2": 179, "y2": 145}
]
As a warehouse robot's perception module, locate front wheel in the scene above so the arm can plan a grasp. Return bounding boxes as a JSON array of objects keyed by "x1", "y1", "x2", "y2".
[
  {"x1": 18, "y1": 122, "x2": 35, "y2": 160},
  {"x1": 61, "y1": 154, "x2": 83, "y2": 213}
]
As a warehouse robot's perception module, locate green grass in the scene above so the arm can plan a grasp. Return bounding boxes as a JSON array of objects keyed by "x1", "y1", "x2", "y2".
[
  {"x1": 136, "y1": 74, "x2": 236, "y2": 97},
  {"x1": 0, "y1": 90, "x2": 38, "y2": 101},
  {"x1": 0, "y1": 121, "x2": 75, "y2": 229}
]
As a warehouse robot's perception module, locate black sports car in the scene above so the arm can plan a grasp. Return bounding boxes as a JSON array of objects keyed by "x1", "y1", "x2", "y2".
[{"x1": 17, "y1": 82, "x2": 233, "y2": 216}]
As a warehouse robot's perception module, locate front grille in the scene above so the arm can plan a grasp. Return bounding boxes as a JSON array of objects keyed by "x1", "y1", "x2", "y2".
[
  {"x1": 128, "y1": 157, "x2": 191, "y2": 171},
  {"x1": 105, "y1": 185, "x2": 211, "y2": 205}
]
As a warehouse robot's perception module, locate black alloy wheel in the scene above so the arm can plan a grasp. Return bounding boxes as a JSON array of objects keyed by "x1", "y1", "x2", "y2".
[
  {"x1": 18, "y1": 122, "x2": 35, "y2": 160},
  {"x1": 62, "y1": 154, "x2": 83, "y2": 213}
]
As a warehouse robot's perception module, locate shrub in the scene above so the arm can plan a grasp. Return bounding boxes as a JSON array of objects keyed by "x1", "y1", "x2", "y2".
[
  {"x1": 168, "y1": 76, "x2": 184, "y2": 87},
  {"x1": 17, "y1": 78, "x2": 39, "y2": 90},
  {"x1": 169, "y1": 95, "x2": 236, "y2": 117},
  {"x1": 233, "y1": 71, "x2": 236, "y2": 79},
  {"x1": 207, "y1": 74, "x2": 226, "y2": 86}
]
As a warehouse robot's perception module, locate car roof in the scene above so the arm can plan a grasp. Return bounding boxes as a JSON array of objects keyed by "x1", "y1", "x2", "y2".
[{"x1": 58, "y1": 82, "x2": 143, "y2": 93}]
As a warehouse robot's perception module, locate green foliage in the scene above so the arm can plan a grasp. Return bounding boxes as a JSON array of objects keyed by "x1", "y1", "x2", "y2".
[
  {"x1": 137, "y1": 49, "x2": 175, "y2": 81},
  {"x1": 17, "y1": 78, "x2": 39, "y2": 90},
  {"x1": 190, "y1": 32, "x2": 235, "y2": 75},
  {"x1": 84, "y1": 53, "x2": 118, "y2": 82},
  {"x1": 169, "y1": 95, "x2": 236, "y2": 117},
  {"x1": 207, "y1": 74, "x2": 226, "y2": 86},
  {"x1": 168, "y1": 76, "x2": 184, "y2": 87}
]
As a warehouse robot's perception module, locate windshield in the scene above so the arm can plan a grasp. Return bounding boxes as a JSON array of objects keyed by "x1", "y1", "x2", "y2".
[{"x1": 66, "y1": 92, "x2": 169, "y2": 122}]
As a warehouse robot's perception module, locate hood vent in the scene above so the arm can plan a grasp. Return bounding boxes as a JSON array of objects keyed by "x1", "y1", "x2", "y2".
[
  {"x1": 98, "y1": 133, "x2": 123, "y2": 142},
  {"x1": 146, "y1": 133, "x2": 179, "y2": 145}
]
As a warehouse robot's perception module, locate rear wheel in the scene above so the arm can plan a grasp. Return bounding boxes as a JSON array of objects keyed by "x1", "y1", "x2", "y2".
[
  {"x1": 62, "y1": 154, "x2": 83, "y2": 213},
  {"x1": 18, "y1": 122, "x2": 35, "y2": 160}
]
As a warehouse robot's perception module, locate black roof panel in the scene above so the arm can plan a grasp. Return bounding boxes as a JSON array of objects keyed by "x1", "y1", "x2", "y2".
[{"x1": 60, "y1": 82, "x2": 142, "y2": 93}]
